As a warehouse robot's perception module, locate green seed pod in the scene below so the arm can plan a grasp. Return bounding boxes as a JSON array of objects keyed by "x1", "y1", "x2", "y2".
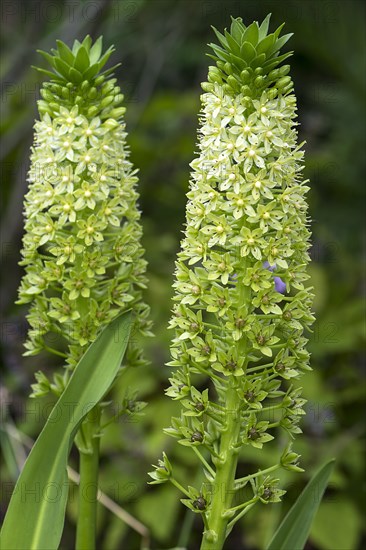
[
  {"x1": 279, "y1": 64, "x2": 291, "y2": 76},
  {"x1": 101, "y1": 80, "x2": 116, "y2": 94},
  {"x1": 49, "y1": 102, "x2": 60, "y2": 112},
  {"x1": 241, "y1": 84, "x2": 251, "y2": 96},
  {"x1": 277, "y1": 76, "x2": 292, "y2": 89},
  {"x1": 267, "y1": 88, "x2": 278, "y2": 100},
  {"x1": 227, "y1": 75, "x2": 240, "y2": 92},
  {"x1": 37, "y1": 99, "x2": 52, "y2": 114},
  {"x1": 254, "y1": 75, "x2": 265, "y2": 88},
  {"x1": 19, "y1": 35, "x2": 151, "y2": 397},
  {"x1": 100, "y1": 95, "x2": 114, "y2": 108},
  {"x1": 87, "y1": 105, "x2": 99, "y2": 117},
  {"x1": 268, "y1": 68, "x2": 281, "y2": 81},
  {"x1": 94, "y1": 75, "x2": 105, "y2": 87},
  {"x1": 104, "y1": 107, "x2": 126, "y2": 119},
  {"x1": 224, "y1": 62, "x2": 232, "y2": 75},
  {"x1": 103, "y1": 118, "x2": 119, "y2": 130},
  {"x1": 40, "y1": 89, "x2": 54, "y2": 102},
  {"x1": 222, "y1": 84, "x2": 232, "y2": 94},
  {"x1": 240, "y1": 69, "x2": 251, "y2": 82},
  {"x1": 208, "y1": 67, "x2": 222, "y2": 84},
  {"x1": 61, "y1": 86, "x2": 70, "y2": 99},
  {"x1": 81, "y1": 80, "x2": 90, "y2": 92},
  {"x1": 201, "y1": 82, "x2": 215, "y2": 93},
  {"x1": 282, "y1": 82, "x2": 294, "y2": 94},
  {"x1": 113, "y1": 94, "x2": 124, "y2": 105},
  {"x1": 88, "y1": 87, "x2": 97, "y2": 99}
]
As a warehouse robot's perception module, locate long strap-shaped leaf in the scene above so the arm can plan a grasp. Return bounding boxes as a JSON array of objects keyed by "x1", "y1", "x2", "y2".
[
  {"x1": 0, "y1": 311, "x2": 132, "y2": 550},
  {"x1": 266, "y1": 459, "x2": 335, "y2": 550}
]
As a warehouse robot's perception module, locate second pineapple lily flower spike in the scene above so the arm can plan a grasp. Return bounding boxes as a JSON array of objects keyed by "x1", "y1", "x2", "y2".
[
  {"x1": 150, "y1": 14, "x2": 314, "y2": 550},
  {"x1": 18, "y1": 35, "x2": 152, "y2": 396},
  {"x1": 16, "y1": 35, "x2": 152, "y2": 549}
]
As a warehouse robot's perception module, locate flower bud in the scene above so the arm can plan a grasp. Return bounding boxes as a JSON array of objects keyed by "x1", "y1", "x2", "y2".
[
  {"x1": 277, "y1": 76, "x2": 292, "y2": 89},
  {"x1": 148, "y1": 452, "x2": 173, "y2": 484}
]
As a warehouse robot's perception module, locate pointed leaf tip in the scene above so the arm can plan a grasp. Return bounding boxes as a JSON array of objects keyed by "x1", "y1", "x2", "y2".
[
  {"x1": 259, "y1": 13, "x2": 272, "y2": 39},
  {"x1": 266, "y1": 459, "x2": 335, "y2": 550},
  {"x1": 90, "y1": 36, "x2": 103, "y2": 64}
]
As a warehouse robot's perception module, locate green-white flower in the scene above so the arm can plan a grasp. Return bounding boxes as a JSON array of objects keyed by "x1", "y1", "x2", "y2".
[
  {"x1": 150, "y1": 16, "x2": 314, "y2": 549},
  {"x1": 18, "y1": 36, "x2": 151, "y2": 397}
]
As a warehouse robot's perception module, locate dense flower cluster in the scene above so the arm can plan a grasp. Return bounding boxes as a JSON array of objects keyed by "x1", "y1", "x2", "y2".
[
  {"x1": 18, "y1": 36, "x2": 151, "y2": 396},
  {"x1": 150, "y1": 16, "x2": 314, "y2": 548}
]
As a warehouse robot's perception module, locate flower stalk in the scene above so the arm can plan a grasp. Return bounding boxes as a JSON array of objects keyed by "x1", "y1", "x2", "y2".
[
  {"x1": 201, "y1": 381, "x2": 242, "y2": 549},
  {"x1": 75, "y1": 406, "x2": 101, "y2": 550},
  {"x1": 150, "y1": 15, "x2": 314, "y2": 550}
]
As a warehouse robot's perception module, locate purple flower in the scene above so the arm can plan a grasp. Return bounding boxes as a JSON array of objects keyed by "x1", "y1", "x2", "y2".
[
  {"x1": 274, "y1": 276, "x2": 287, "y2": 294},
  {"x1": 263, "y1": 261, "x2": 276, "y2": 273},
  {"x1": 263, "y1": 261, "x2": 287, "y2": 294}
]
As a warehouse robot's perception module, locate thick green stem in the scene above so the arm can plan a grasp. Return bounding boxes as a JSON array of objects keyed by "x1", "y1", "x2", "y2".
[
  {"x1": 200, "y1": 381, "x2": 242, "y2": 550},
  {"x1": 75, "y1": 405, "x2": 101, "y2": 550},
  {"x1": 201, "y1": 260, "x2": 251, "y2": 550}
]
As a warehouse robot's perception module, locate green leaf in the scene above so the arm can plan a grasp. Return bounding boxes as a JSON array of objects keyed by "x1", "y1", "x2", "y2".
[
  {"x1": 211, "y1": 26, "x2": 228, "y2": 49},
  {"x1": 240, "y1": 41, "x2": 256, "y2": 62},
  {"x1": 0, "y1": 422, "x2": 23, "y2": 480},
  {"x1": 228, "y1": 53, "x2": 246, "y2": 70},
  {"x1": 81, "y1": 35, "x2": 92, "y2": 53},
  {"x1": 83, "y1": 63, "x2": 101, "y2": 81},
  {"x1": 266, "y1": 459, "x2": 335, "y2": 550},
  {"x1": 251, "y1": 53, "x2": 267, "y2": 69},
  {"x1": 89, "y1": 36, "x2": 103, "y2": 64},
  {"x1": 0, "y1": 311, "x2": 132, "y2": 550},
  {"x1": 267, "y1": 34, "x2": 293, "y2": 57},
  {"x1": 230, "y1": 17, "x2": 245, "y2": 43},
  {"x1": 224, "y1": 30, "x2": 241, "y2": 55},
  {"x1": 72, "y1": 39, "x2": 82, "y2": 55},
  {"x1": 56, "y1": 40, "x2": 75, "y2": 65},
  {"x1": 257, "y1": 34, "x2": 276, "y2": 55},
  {"x1": 99, "y1": 63, "x2": 122, "y2": 79},
  {"x1": 273, "y1": 22, "x2": 286, "y2": 40},
  {"x1": 69, "y1": 67, "x2": 83, "y2": 83},
  {"x1": 53, "y1": 56, "x2": 72, "y2": 79},
  {"x1": 209, "y1": 44, "x2": 232, "y2": 63},
  {"x1": 263, "y1": 52, "x2": 293, "y2": 73},
  {"x1": 32, "y1": 67, "x2": 63, "y2": 81},
  {"x1": 97, "y1": 46, "x2": 115, "y2": 71},
  {"x1": 258, "y1": 13, "x2": 272, "y2": 40},
  {"x1": 73, "y1": 46, "x2": 90, "y2": 73},
  {"x1": 242, "y1": 22, "x2": 259, "y2": 46},
  {"x1": 37, "y1": 50, "x2": 57, "y2": 69}
]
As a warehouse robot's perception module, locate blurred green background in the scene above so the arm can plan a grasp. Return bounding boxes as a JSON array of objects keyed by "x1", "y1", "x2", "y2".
[{"x1": 1, "y1": 1, "x2": 365, "y2": 549}]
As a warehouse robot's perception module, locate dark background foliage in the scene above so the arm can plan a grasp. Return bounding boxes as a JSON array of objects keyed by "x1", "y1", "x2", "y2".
[{"x1": 1, "y1": 1, "x2": 365, "y2": 549}]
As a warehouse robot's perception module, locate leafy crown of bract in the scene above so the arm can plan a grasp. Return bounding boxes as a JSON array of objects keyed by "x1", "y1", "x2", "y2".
[
  {"x1": 34, "y1": 35, "x2": 119, "y2": 84},
  {"x1": 208, "y1": 14, "x2": 293, "y2": 96}
]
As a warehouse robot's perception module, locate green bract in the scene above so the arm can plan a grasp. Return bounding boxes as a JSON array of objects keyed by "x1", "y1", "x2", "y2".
[
  {"x1": 18, "y1": 36, "x2": 151, "y2": 396},
  {"x1": 150, "y1": 15, "x2": 314, "y2": 549}
]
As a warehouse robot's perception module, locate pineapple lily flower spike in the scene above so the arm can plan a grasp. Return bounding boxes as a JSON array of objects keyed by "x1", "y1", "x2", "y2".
[
  {"x1": 18, "y1": 34, "x2": 151, "y2": 396},
  {"x1": 17, "y1": 35, "x2": 152, "y2": 549},
  {"x1": 149, "y1": 15, "x2": 314, "y2": 550}
]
